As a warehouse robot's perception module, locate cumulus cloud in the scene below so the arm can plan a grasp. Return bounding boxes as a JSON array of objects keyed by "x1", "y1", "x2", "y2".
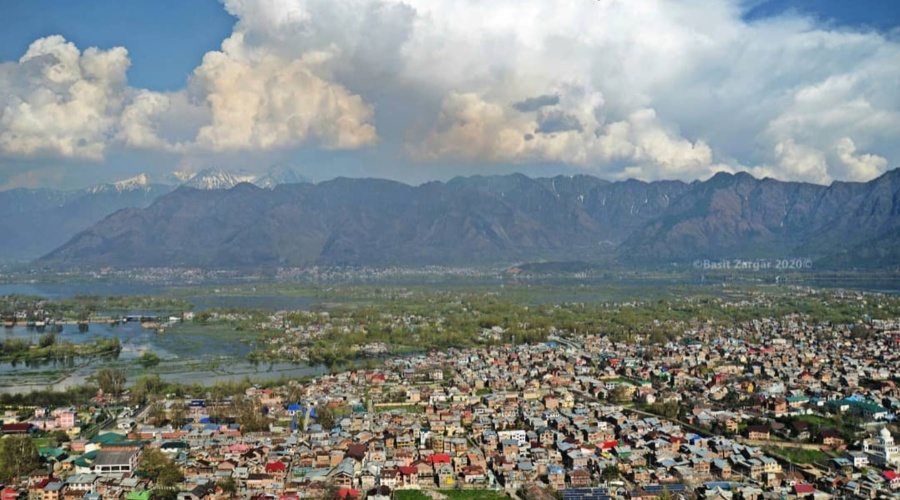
[
  {"x1": 388, "y1": 0, "x2": 900, "y2": 181},
  {"x1": 2, "y1": 0, "x2": 900, "y2": 185},
  {"x1": 0, "y1": 36, "x2": 129, "y2": 159},
  {"x1": 835, "y1": 137, "x2": 888, "y2": 181},
  {"x1": 191, "y1": 33, "x2": 376, "y2": 151},
  {"x1": 1, "y1": 28, "x2": 378, "y2": 162},
  {"x1": 414, "y1": 92, "x2": 721, "y2": 180}
]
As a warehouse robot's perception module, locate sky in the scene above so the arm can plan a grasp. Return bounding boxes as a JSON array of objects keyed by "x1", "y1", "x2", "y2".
[{"x1": 0, "y1": 0, "x2": 899, "y2": 189}]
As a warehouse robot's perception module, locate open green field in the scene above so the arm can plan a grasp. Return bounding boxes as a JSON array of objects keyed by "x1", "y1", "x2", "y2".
[
  {"x1": 439, "y1": 490, "x2": 508, "y2": 500},
  {"x1": 395, "y1": 491, "x2": 508, "y2": 500},
  {"x1": 765, "y1": 446, "x2": 831, "y2": 464}
]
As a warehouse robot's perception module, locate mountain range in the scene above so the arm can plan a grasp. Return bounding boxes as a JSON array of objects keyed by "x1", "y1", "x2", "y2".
[
  {"x1": 37, "y1": 168, "x2": 900, "y2": 269},
  {"x1": 0, "y1": 167, "x2": 309, "y2": 263}
]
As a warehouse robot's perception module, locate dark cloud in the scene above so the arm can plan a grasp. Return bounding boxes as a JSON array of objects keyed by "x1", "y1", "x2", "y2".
[
  {"x1": 513, "y1": 94, "x2": 560, "y2": 112},
  {"x1": 536, "y1": 109, "x2": 583, "y2": 134}
]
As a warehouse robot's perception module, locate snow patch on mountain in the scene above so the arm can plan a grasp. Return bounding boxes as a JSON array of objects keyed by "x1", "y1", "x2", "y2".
[
  {"x1": 87, "y1": 173, "x2": 151, "y2": 194},
  {"x1": 173, "y1": 166, "x2": 309, "y2": 190}
]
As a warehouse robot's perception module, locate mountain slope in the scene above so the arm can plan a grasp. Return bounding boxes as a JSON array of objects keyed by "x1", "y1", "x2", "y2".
[
  {"x1": 0, "y1": 179, "x2": 173, "y2": 263},
  {"x1": 41, "y1": 174, "x2": 685, "y2": 267},
  {"x1": 39, "y1": 170, "x2": 900, "y2": 268}
]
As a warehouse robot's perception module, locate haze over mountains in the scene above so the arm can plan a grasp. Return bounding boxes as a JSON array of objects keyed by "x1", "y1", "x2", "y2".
[
  {"x1": 0, "y1": 166, "x2": 309, "y2": 263},
  {"x1": 35, "y1": 168, "x2": 900, "y2": 270}
]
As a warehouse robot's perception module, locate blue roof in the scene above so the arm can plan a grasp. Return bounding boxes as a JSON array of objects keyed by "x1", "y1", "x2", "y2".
[
  {"x1": 643, "y1": 484, "x2": 686, "y2": 493},
  {"x1": 562, "y1": 488, "x2": 611, "y2": 500}
]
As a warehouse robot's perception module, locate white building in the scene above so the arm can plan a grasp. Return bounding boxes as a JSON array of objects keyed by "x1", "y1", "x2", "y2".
[{"x1": 863, "y1": 427, "x2": 900, "y2": 467}]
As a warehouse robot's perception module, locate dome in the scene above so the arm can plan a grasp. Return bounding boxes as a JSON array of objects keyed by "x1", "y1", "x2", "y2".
[{"x1": 880, "y1": 427, "x2": 891, "y2": 438}]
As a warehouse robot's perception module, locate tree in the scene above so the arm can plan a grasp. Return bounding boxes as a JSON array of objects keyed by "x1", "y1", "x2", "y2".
[
  {"x1": 235, "y1": 398, "x2": 270, "y2": 433},
  {"x1": 97, "y1": 368, "x2": 127, "y2": 398},
  {"x1": 38, "y1": 332, "x2": 56, "y2": 348},
  {"x1": 601, "y1": 465, "x2": 620, "y2": 482},
  {"x1": 139, "y1": 352, "x2": 161, "y2": 368},
  {"x1": 610, "y1": 384, "x2": 632, "y2": 403},
  {"x1": 169, "y1": 404, "x2": 188, "y2": 428},
  {"x1": 148, "y1": 402, "x2": 167, "y2": 426},
  {"x1": 50, "y1": 430, "x2": 70, "y2": 444},
  {"x1": 150, "y1": 489, "x2": 177, "y2": 500},
  {"x1": 0, "y1": 436, "x2": 40, "y2": 482},
  {"x1": 217, "y1": 476, "x2": 237, "y2": 495},
  {"x1": 138, "y1": 448, "x2": 183, "y2": 487},
  {"x1": 316, "y1": 404, "x2": 348, "y2": 430}
]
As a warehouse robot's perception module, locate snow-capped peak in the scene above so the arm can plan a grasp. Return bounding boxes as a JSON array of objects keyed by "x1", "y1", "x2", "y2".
[
  {"x1": 88, "y1": 173, "x2": 151, "y2": 194},
  {"x1": 172, "y1": 166, "x2": 308, "y2": 190},
  {"x1": 254, "y1": 165, "x2": 309, "y2": 188},
  {"x1": 181, "y1": 169, "x2": 256, "y2": 190}
]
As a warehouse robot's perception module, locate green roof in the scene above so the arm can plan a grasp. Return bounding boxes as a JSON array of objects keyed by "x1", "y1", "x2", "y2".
[
  {"x1": 92, "y1": 432, "x2": 127, "y2": 445},
  {"x1": 126, "y1": 491, "x2": 151, "y2": 500},
  {"x1": 39, "y1": 447, "x2": 65, "y2": 459}
]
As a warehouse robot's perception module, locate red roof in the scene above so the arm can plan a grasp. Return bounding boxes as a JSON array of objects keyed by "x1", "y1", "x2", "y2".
[
  {"x1": 599, "y1": 440, "x2": 618, "y2": 450},
  {"x1": 794, "y1": 484, "x2": 815, "y2": 494},
  {"x1": 1, "y1": 423, "x2": 31, "y2": 433},
  {"x1": 398, "y1": 466, "x2": 417, "y2": 476},
  {"x1": 885, "y1": 470, "x2": 899, "y2": 481},
  {"x1": 336, "y1": 488, "x2": 359, "y2": 499},
  {"x1": 265, "y1": 461, "x2": 287, "y2": 473},
  {"x1": 426, "y1": 454, "x2": 452, "y2": 464},
  {"x1": 2, "y1": 488, "x2": 18, "y2": 500}
]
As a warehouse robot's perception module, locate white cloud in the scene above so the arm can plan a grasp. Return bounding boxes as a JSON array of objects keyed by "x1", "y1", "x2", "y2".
[
  {"x1": 835, "y1": 137, "x2": 888, "y2": 181},
  {"x1": 2, "y1": 0, "x2": 900, "y2": 185},
  {"x1": 0, "y1": 36, "x2": 129, "y2": 159},
  {"x1": 386, "y1": 0, "x2": 900, "y2": 181},
  {"x1": 190, "y1": 32, "x2": 376, "y2": 152}
]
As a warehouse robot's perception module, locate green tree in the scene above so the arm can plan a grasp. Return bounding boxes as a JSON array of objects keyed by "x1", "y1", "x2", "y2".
[
  {"x1": 169, "y1": 404, "x2": 188, "y2": 428},
  {"x1": 610, "y1": 384, "x2": 632, "y2": 403},
  {"x1": 38, "y1": 332, "x2": 56, "y2": 348},
  {"x1": 97, "y1": 368, "x2": 127, "y2": 398},
  {"x1": 316, "y1": 404, "x2": 349, "y2": 430},
  {"x1": 217, "y1": 476, "x2": 237, "y2": 495},
  {"x1": 50, "y1": 430, "x2": 70, "y2": 444},
  {"x1": 0, "y1": 436, "x2": 40, "y2": 481},
  {"x1": 601, "y1": 465, "x2": 620, "y2": 482},
  {"x1": 138, "y1": 448, "x2": 183, "y2": 487},
  {"x1": 139, "y1": 352, "x2": 161, "y2": 368},
  {"x1": 235, "y1": 398, "x2": 270, "y2": 433}
]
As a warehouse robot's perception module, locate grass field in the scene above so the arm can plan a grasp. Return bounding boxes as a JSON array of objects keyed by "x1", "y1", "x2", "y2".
[
  {"x1": 394, "y1": 491, "x2": 430, "y2": 500},
  {"x1": 791, "y1": 414, "x2": 836, "y2": 427},
  {"x1": 766, "y1": 446, "x2": 830, "y2": 464},
  {"x1": 439, "y1": 490, "x2": 508, "y2": 500},
  {"x1": 374, "y1": 404, "x2": 425, "y2": 414},
  {"x1": 394, "y1": 490, "x2": 508, "y2": 500}
]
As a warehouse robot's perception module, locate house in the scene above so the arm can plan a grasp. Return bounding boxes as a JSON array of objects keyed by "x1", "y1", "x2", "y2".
[
  {"x1": 568, "y1": 468, "x2": 591, "y2": 488},
  {"x1": 1, "y1": 423, "x2": 32, "y2": 435},
  {"x1": 93, "y1": 449, "x2": 140, "y2": 476},
  {"x1": 746, "y1": 425, "x2": 770, "y2": 440}
]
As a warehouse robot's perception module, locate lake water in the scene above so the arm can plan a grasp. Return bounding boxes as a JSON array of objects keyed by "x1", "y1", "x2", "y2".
[
  {"x1": 0, "y1": 321, "x2": 252, "y2": 368},
  {"x1": 0, "y1": 282, "x2": 160, "y2": 299},
  {"x1": 0, "y1": 282, "x2": 320, "y2": 311},
  {"x1": 0, "y1": 320, "x2": 326, "y2": 394}
]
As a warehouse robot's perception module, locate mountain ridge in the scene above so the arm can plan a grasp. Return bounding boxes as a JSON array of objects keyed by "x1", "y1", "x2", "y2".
[{"x1": 39, "y1": 169, "x2": 900, "y2": 269}]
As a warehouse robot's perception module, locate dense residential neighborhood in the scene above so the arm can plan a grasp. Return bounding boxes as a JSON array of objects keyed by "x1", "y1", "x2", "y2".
[{"x1": 2, "y1": 310, "x2": 899, "y2": 499}]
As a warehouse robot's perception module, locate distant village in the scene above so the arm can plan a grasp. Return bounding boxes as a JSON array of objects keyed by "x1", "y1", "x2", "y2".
[{"x1": 1, "y1": 307, "x2": 899, "y2": 499}]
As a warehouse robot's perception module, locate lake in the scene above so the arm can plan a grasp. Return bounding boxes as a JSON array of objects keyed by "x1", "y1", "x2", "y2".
[
  {"x1": 0, "y1": 320, "x2": 326, "y2": 394},
  {"x1": 0, "y1": 282, "x2": 320, "y2": 311}
]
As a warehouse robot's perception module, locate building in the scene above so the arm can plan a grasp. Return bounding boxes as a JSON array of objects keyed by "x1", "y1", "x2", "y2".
[
  {"x1": 863, "y1": 427, "x2": 899, "y2": 466},
  {"x1": 93, "y1": 449, "x2": 140, "y2": 476}
]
